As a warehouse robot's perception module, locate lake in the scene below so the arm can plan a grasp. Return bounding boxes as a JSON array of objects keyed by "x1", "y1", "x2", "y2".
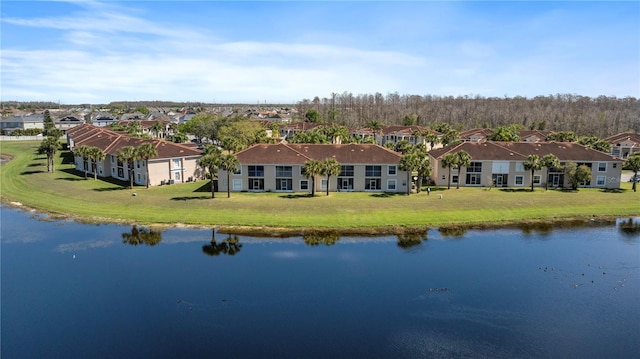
[{"x1": 1, "y1": 205, "x2": 639, "y2": 358}]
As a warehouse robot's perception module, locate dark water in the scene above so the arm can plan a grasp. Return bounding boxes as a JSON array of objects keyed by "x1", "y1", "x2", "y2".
[{"x1": 1, "y1": 206, "x2": 639, "y2": 359}]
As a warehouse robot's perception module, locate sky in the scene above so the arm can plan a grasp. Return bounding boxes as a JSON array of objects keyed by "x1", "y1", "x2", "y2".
[{"x1": 1, "y1": 0, "x2": 638, "y2": 104}]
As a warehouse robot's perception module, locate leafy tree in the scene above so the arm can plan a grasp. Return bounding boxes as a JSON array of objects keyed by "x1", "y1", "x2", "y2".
[
  {"x1": 454, "y1": 150, "x2": 472, "y2": 189},
  {"x1": 541, "y1": 154, "x2": 560, "y2": 191},
  {"x1": 441, "y1": 153, "x2": 458, "y2": 190},
  {"x1": 403, "y1": 114, "x2": 418, "y2": 126},
  {"x1": 218, "y1": 153, "x2": 240, "y2": 198},
  {"x1": 74, "y1": 145, "x2": 91, "y2": 179},
  {"x1": 302, "y1": 159, "x2": 323, "y2": 196},
  {"x1": 624, "y1": 153, "x2": 640, "y2": 192},
  {"x1": 88, "y1": 146, "x2": 105, "y2": 180},
  {"x1": 547, "y1": 131, "x2": 576, "y2": 142},
  {"x1": 198, "y1": 152, "x2": 221, "y2": 198},
  {"x1": 135, "y1": 142, "x2": 158, "y2": 188},
  {"x1": 304, "y1": 109, "x2": 323, "y2": 123},
  {"x1": 116, "y1": 145, "x2": 137, "y2": 189},
  {"x1": 488, "y1": 124, "x2": 521, "y2": 142},
  {"x1": 564, "y1": 161, "x2": 591, "y2": 190},
  {"x1": 38, "y1": 136, "x2": 61, "y2": 172},
  {"x1": 42, "y1": 110, "x2": 56, "y2": 136},
  {"x1": 523, "y1": 154, "x2": 542, "y2": 191},
  {"x1": 576, "y1": 136, "x2": 611, "y2": 153},
  {"x1": 399, "y1": 152, "x2": 420, "y2": 195},
  {"x1": 394, "y1": 140, "x2": 413, "y2": 154},
  {"x1": 432, "y1": 123, "x2": 459, "y2": 147},
  {"x1": 321, "y1": 158, "x2": 341, "y2": 196}
]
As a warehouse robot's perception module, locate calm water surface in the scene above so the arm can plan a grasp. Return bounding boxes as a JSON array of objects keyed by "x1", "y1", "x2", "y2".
[{"x1": 1, "y1": 206, "x2": 639, "y2": 358}]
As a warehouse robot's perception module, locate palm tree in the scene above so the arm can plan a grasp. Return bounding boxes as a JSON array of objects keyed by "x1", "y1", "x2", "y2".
[
  {"x1": 150, "y1": 121, "x2": 163, "y2": 139},
  {"x1": 117, "y1": 145, "x2": 137, "y2": 189},
  {"x1": 74, "y1": 145, "x2": 91, "y2": 179},
  {"x1": 38, "y1": 136, "x2": 61, "y2": 173},
  {"x1": 368, "y1": 120, "x2": 383, "y2": 145},
  {"x1": 523, "y1": 154, "x2": 542, "y2": 192},
  {"x1": 625, "y1": 153, "x2": 640, "y2": 192},
  {"x1": 88, "y1": 146, "x2": 105, "y2": 180},
  {"x1": 303, "y1": 159, "x2": 323, "y2": 196},
  {"x1": 416, "y1": 151, "x2": 432, "y2": 193},
  {"x1": 198, "y1": 153, "x2": 220, "y2": 198},
  {"x1": 135, "y1": 142, "x2": 158, "y2": 188},
  {"x1": 399, "y1": 152, "x2": 420, "y2": 195},
  {"x1": 218, "y1": 153, "x2": 240, "y2": 198},
  {"x1": 321, "y1": 158, "x2": 341, "y2": 196},
  {"x1": 454, "y1": 150, "x2": 472, "y2": 189},
  {"x1": 541, "y1": 154, "x2": 560, "y2": 191},
  {"x1": 441, "y1": 153, "x2": 458, "y2": 190}
]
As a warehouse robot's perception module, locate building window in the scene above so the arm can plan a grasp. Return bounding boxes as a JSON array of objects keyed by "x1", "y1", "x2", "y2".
[
  {"x1": 234, "y1": 165, "x2": 242, "y2": 175},
  {"x1": 533, "y1": 175, "x2": 541, "y2": 185},
  {"x1": 515, "y1": 175, "x2": 524, "y2": 186},
  {"x1": 452, "y1": 175, "x2": 458, "y2": 184},
  {"x1": 117, "y1": 168, "x2": 124, "y2": 178},
  {"x1": 276, "y1": 166, "x2": 292, "y2": 178},
  {"x1": 321, "y1": 179, "x2": 327, "y2": 190},
  {"x1": 175, "y1": 172, "x2": 181, "y2": 181},
  {"x1": 613, "y1": 163, "x2": 617, "y2": 169},
  {"x1": 388, "y1": 165, "x2": 397, "y2": 176},
  {"x1": 365, "y1": 165, "x2": 382, "y2": 177},
  {"x1": 596, "y1": 176, "x2": 606, "y2": 186},
  {"x1": 515, "y1": 162, "x2": 524, "y2": 172},
  {"x1": 468, "y1": 162, "x2": 482, "y2": 173},
  {"x1": 248, "y1": 165, "x2": 264, "y2": 177},
  {"x1": 340, "y1": 165, "x2": 354, "y2": 177},
  {"x1": 300, "y1": 180, "x2": 309, "y2": 191},
  {"x1": 173, "y1": 159, "x2": 181, "y2": 168},
  {"x1": 387, "y1": 179, "x2": 397, "y2": 191},
  {"x1": 598, "y1": 162, "x2": 606, "y2": 172}
]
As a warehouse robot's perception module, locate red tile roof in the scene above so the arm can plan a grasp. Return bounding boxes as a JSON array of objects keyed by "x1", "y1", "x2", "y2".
[{"x1": 236, "y1": 143, "x2": 402, "y2": 164}]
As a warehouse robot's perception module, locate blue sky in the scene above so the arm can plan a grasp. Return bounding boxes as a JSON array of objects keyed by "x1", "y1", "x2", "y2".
[{"x1": 1, "y1": 1, "x2": 638, "y2": 104}]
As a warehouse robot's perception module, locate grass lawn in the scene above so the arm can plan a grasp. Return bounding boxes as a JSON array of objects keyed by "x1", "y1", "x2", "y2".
[{"x1": 2, "y1": 140, "x2": 639, "y2": 233}]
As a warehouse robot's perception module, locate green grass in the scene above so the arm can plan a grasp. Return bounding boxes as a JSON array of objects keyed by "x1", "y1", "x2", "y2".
[{"x1": 2, "y1": 140, "x2": 639, "y2": 233}]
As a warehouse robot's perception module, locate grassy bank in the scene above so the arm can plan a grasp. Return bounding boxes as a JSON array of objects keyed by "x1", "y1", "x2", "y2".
[{"x1": 1, "y1": 141, "x2": 638, "y2": 233}]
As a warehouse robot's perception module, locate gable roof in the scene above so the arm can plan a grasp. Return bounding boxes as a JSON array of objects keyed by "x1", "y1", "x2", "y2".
[
  {"x1": 429, "y1": 141, "x2": 622, "y2": 162},
  {"x1": 605, "y1": 132, "x2": 640, "y2": 146},
  {"x1": 67, "y1": 124, "x2": 201, "y2": 159},
  {"x1": 236, "y1": 143, "x2": 402, "y2": 165}
]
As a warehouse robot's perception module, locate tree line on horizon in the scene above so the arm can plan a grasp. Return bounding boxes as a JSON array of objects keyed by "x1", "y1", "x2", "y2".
[{"x1": 295, "y1": 93, "x2": 639, "y2": 138}]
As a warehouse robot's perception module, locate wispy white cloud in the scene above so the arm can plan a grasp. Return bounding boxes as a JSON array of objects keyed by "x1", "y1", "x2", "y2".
[{"x1": 1, "y1": 1, "x2": 637, "y2": 103}]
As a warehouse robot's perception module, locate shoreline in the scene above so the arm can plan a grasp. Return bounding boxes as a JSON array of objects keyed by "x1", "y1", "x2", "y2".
[{"x1": 2, "y1": 199, "x2": 628, "y2": 237}]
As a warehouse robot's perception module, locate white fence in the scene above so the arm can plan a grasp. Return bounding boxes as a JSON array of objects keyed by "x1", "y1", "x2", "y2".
[{"x1": 0, "y1": 135, "x2": 45, "y2": 141}]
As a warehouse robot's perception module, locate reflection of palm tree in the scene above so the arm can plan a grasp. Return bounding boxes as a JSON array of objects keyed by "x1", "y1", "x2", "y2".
[
  {"x1": 122, "y1": 225, "x2": 162, "y2": 246},
  {"x1": 302, "y1": 231, "x2": 340, "y2": 246},
  {"x1": 202, "y1": 234, "x2": 243, "y2": 256},
  {"x1": 438, "y1": 226, "x2": 467, "y2": 238},
  {"x1": 619, "y1": 217, "x2": 640, "y2": 238},
  {"x1": 396, "y1": 232, "x2": 427, "y2": 249}
]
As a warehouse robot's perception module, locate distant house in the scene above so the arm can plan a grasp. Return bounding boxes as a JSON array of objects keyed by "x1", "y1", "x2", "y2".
[
  {"x1": 218, "y1": 143, "x2": 409, "y2": 193},
  {"x1": 605, "y1": 132, "x2": 640, "y2": 159},
  {"x1": 91, "y1": 113, "x2": 119, "y2": 127},
  {"x1": 0, "y1": 114, "x2": 44, "y2": 134},
  {"x1": 55, "y1": 116, "x2": 85, "y2": 132},
  {"x1": 66, "y1": 124, "x2": 202, "y2": 186},
  {"x1": 429, "y1": 141, "x2": 623, "y2": 189}
]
